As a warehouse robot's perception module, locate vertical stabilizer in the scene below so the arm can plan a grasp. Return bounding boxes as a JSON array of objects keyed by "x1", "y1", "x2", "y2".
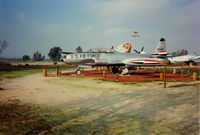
[{"x1": 154, "y1": 38, "x2": 167, "y2": 55}]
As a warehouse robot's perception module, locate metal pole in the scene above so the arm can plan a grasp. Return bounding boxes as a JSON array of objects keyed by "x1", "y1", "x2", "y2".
[{"x1": 132, "y1": 31, "x2": 139, "y2": 50}]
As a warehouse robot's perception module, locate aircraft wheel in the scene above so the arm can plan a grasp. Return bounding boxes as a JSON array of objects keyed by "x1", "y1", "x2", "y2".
[{"x1": 76, "y1": 69, "x2": 83, "y2": 75}]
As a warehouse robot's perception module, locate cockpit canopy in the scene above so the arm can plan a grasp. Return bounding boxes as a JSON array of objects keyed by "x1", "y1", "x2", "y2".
[{"x1": 86, "y1": 48, "x2": 115, "y2": 53}]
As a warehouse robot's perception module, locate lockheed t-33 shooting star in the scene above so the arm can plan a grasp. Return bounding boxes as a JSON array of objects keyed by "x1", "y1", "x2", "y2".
[{"x1": 61, "y1": 39, "x2": 169, "y2": 75}]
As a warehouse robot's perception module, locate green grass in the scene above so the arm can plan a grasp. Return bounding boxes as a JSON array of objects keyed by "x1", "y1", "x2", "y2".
[
  {"x1": 0, "y1": 69, "x2": 57, "y2": 78},
  {"x1": 0, "y1": 64, "x2": 75, "y2": 78},
  {"x1": 0, "y1": 69, "x2": 42, "y2": 77}
]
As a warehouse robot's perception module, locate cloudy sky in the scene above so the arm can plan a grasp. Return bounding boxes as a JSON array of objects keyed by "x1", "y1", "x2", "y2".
[{"x1": 0, "y1": 0, "x2": 199, "y2": 58}]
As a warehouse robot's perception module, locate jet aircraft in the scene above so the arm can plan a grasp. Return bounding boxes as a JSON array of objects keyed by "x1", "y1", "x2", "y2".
[
  {"x1": 168, "y1": 54, "x2": 200, "y2": 65},
  {"x1": 133, "y1": 38, "x2": 200, "y2": 65},
  {"x1": 61, "y1": 39, "x2": 168, "y2": 74}
]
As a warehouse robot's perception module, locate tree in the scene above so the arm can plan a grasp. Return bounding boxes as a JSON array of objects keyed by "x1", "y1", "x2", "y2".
[
  {"x1": 22, "y1": 55, "x2": 30, "y2": 61},
  {"x1": 48, "y1": 47, "x2": 62, "y2": 63},
  {"x1": 175, "y1": 49, "x2": 188, "y2": 56},
  {"x1": 32, "y1": 51, "x2": 45, "y2": 61},
  {"x1": 75, "y1": 46, "x2": 82, "y2": 53},
  {"x1": 0, "y1": 40, "x2": 8, "y2": 54}
]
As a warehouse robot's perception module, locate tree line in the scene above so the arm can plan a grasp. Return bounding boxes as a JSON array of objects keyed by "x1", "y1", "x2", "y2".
[
  {"x1": 22, "y1": 51, "x2": 45, "y2": 61},
  {"x1": 22, "y1": 46, "x2": 83, "y2": 64}
]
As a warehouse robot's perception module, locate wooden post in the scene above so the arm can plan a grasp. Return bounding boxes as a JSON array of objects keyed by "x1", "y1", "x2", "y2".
[
  {"x1": 115, "y1": 73, "x2": 119, "y2": 82},
  {"x1": 193, "y1": 72, "x2": 197, "y2": 81},
  {"x1": 56, "y1": 65, "x2": 60, "y2": 76},
  {"x1": 43, "y1": 69, "x2": 47, "y2": 77},
  {"x1": 164, "y1": 65, "x2": 166, "y2": 88},
  {"x1": 159, "y1": 60, "x2": 169, "y2": 88},
  {"x1": 98, "y1": 67, "x2": 101, "y2": 71},
  {"x1": 173, "y1": 68, "x2": 176, "y2": 74},
  {"x1": 59, "y1": 71, "x2": 62, "y2": 76},
  {"x1": 160, "y1": 73, "x2": 164, "y2": 80},
  {"x1": 43, "y1": 69, "x2": 45, "y2": 76},
  {"x1": 103, "y1": 71, "x2": 106, "y2": 78}
]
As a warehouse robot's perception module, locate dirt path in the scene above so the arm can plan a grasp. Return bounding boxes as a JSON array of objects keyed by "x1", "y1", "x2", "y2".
[
  {"x1": 0, "y1": 74, "x2": 199, "y2": 134},
  {"x1": 1, "y1": 74, "x2": 132, "y2": 106},
  {"x1": 1, "y1": 73, "x2": 199, "y2": 115}
]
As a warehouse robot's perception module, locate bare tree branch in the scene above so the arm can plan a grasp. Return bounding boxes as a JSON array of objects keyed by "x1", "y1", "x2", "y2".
[{"x1": 0, "y1": 40, "x2": 9, "y2": 54}]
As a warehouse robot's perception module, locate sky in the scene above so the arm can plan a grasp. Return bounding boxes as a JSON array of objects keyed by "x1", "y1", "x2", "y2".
[{"x1": 0, "y1": 0, "x2": 200, "y2": 58}]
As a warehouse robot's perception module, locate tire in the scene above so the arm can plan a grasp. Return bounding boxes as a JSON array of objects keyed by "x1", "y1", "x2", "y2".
[{"x1": 76, "y1": 69, "x2": 82, "y2": 75}]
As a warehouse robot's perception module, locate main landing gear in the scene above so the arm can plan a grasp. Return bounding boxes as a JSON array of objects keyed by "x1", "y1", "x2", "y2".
[
  {"x1": 76, "y1": 68, "x2": 83, "y2": 75},
  {"x1": 111, "y1": 66, "x2": 122, "y2": 74},
  {"x1": 111, "y1": 66, "x2": 132, "y2": 75},
  {"x1": 111, "y1": 66, "x2": 131, "y2": 75}
]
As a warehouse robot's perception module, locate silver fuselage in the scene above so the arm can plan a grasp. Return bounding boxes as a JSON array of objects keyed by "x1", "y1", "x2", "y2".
[{"x1": 61, "y1": 52, "x2": 165, "y2": 67}]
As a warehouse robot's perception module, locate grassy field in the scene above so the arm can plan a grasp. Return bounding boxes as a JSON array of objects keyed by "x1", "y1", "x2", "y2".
[
  {"x1": 0, "y1": 69, "x2": 43, "y2": 77},
  {"x1": 0, "y1": 61, "x2": 75, "y2": 78}
]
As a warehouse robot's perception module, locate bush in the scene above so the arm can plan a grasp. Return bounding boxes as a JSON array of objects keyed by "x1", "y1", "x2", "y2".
[
  {"x1": 33, "y1": 51, "x2": 45, "y2": 61},
  {"x1": 22, "y1": 55, "x2": 30, "y2": 61}
]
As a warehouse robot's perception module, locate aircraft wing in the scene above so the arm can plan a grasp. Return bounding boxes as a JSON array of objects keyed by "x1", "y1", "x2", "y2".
[
  {"x1": 168, "y1": 55, "x2": 200, "y2": 63},
  {"x1": 193, "y1": 55, "x2": 200, "y2": 60}
]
